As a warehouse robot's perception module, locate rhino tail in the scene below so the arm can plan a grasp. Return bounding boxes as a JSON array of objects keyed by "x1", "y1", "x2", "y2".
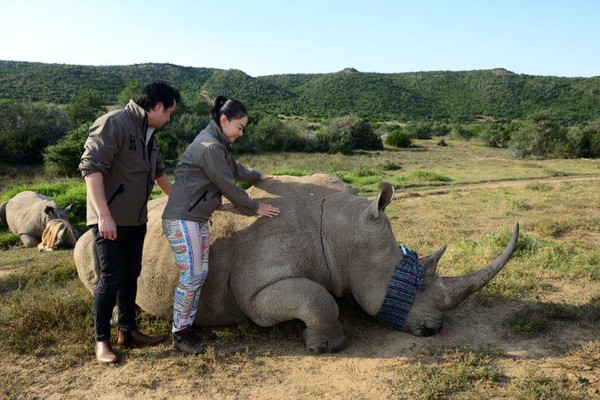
[{"x1": 0, "y1": 201, "x2": 7, "y2": 226}]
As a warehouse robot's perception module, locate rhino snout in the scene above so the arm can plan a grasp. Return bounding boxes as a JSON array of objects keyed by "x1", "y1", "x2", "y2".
[{"x1": 53, "y1": 241, "x2": 76, "y2": 250}]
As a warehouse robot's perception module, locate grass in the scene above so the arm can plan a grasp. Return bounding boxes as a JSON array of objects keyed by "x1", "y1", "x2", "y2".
[
  {"x1": 1, "y1": 138, "x2": 599, "y2": 398},
  {"x1": 404, "y1": 345, "x2": 505, "y2": 399},
  {"x1": 505, "y1": 297, "x2": 600, "y2": 335}
]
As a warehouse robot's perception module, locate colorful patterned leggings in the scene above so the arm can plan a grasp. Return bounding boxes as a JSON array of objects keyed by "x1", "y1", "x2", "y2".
[{"x1": 162, "y1": 219, "x2": 210, "y2": 333}]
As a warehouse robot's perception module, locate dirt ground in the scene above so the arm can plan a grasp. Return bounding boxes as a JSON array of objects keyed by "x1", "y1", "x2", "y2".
[{"x1": 3, "y1": 277, "x2": 599, "y2": 399}]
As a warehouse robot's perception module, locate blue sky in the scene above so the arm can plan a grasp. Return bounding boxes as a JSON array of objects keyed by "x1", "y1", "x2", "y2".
[{"x1": 0, "y1": 0, "x2": 598, "y2": 77}]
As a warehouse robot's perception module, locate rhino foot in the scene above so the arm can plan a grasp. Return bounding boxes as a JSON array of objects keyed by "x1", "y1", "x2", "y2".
[
  {"x1": 19, "y1": 234, "x2": 40, "y2": 248},
  {"x1": 302, "y1": 327, "x2": 347, "y2": 353}
]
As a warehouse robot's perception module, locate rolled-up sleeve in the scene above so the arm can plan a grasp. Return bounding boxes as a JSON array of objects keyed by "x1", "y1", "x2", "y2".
[
  {"x1": 202, "y1": 146, "x2": 259, "y2": 215},
  {"x1": 233, "y1": 159, "x2": 261, "y2": 184},
  {"x1": 79, "y1": 118, "x2": 120, "y2": 177}
]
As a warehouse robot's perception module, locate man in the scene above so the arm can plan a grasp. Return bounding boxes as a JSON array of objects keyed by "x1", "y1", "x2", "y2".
[{"x1": 79, "y1": 81, "x2": 180, "y2": 364}]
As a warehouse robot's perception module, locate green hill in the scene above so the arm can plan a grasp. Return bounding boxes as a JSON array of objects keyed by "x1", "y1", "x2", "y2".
[{"x1": 1, "y1": 60, "x2": 599, "y2": 122}]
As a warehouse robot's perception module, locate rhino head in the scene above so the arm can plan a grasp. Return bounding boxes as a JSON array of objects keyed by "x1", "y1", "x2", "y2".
[
  {"x1": 328, "y1": 182, "x2": 519, "y2": 337},
  {"x1": 402, "y1": 223, "x2": 518, "y2": 336}
]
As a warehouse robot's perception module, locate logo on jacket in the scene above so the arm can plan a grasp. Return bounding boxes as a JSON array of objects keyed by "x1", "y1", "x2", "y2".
[{"x1": 128, "y1": 134, "x2": 137, "y2": 151}]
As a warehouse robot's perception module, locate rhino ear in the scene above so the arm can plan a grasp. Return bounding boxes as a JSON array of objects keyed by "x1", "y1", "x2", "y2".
[
  {"x1": 366, "y1": 182, "x2": 394, "y2": 219},
  {"x1": 44, "y1": 205, "x2": 55, "y2": 216}
]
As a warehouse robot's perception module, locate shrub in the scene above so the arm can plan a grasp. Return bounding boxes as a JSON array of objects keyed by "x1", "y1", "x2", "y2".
[
  {"x1": 44, "y1": 124, "x2": 90, "y2": 177},
  {"x1": 565, "y1": 120, "x2": 600, "y2": 158},
  {"x1": 380, "y1": 159, "x2": 402, "y2": 171},
  {"x1": 451, "y1": 124, "x2": 477, "y2": 140},
  {"x1": 0, "y1": 100, "x2": 71, "y2": 164},
  {"x1": 386, "y1": 128, "x2": 412, "y2": 148},
  {"x1": 317, "y1": 116, "x2": 382, "y2": 154},
  {"x1": 159, "y1": 113, "x2": 211, "y2": 159},
  {"x1": 509, "y1": 111, "x2": 567, "y2": 158},
  {"x1": 247, "y1": 116, "x2": 310, "y2": 152},
  {"x1": 431, "y1": 122, "x2": 451, "y2": 136},
  {"x1": 64, "y1": 90, "x2": 106, "y2": 126},
  {"x1": 479, "y1": 123, "x2": 510, "y2": 148},
  {"x1": 405, "y1": 121, "x2": 433, "y2": 139}
]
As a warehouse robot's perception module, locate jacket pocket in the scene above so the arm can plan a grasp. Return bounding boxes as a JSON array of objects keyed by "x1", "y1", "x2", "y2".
[
  {"x1": 188, "y1": 190, "x2": 208, "y2": 212},
  {"x1": 107, "y1": 183, "x2": 125, "y2": 206}
]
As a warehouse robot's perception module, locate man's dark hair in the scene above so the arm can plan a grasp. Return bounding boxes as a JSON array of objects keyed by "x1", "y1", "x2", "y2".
[{"x1": 135, "y1": 81, "x2": 181, "y2": 111}]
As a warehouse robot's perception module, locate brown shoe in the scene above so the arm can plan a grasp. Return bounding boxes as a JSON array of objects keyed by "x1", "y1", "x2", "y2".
[
  {"x1": 95, "y1": 341, "x2": 118, "y2": 364},
  {"x1": 117, "y1": 329, "x2": 166, "y2": 347}
]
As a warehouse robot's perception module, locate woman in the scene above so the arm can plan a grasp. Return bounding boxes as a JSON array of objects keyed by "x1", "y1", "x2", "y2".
[{"x1": 162, "y1": 96, "x2": 280, "y2": 354}]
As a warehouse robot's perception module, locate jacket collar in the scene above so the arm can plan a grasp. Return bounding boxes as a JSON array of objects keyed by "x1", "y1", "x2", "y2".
[
  {"x1": 125, "y1": 100, "x2": 148, "y2": 133},
  {"x1": 206, "y1": 119, "x2": 233, "y2": 151}
]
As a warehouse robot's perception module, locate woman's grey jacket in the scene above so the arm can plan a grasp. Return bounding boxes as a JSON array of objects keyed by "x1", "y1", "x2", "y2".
[{"x1": 162, "y1": 120, "x2": 261, "y2": 223}]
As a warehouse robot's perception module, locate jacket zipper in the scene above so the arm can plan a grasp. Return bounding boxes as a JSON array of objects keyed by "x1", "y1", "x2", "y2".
[
  {"x1": 107, "y1": 184, "x2": 125, "y2": 206},
  {"x1": 188, "y1": 191, "x2": 208, "y2": 212},
  {"x1": 138, "y1": 126, "x2": 153, "y2": 223}
]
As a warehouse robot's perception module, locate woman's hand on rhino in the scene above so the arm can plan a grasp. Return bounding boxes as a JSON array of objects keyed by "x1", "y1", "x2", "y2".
[
  {"x1": 98, "y1": 215, "x2": 117, "y2": 240},
  {"x1": 256, "y1": 203, "x2": 280, "y2": 218}
]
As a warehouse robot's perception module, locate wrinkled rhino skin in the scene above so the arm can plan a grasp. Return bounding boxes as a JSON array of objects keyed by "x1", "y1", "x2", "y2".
[
  {"x1": 75, "y1": 174, "x2": 518, "y2": 353},
  {"x1": 1, "y1": 191, "x2": 74, "y2": 248}
]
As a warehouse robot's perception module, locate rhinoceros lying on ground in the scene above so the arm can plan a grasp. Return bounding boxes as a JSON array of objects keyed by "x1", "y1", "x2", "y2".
[
  {"x1": 0, "y1": 191, "x2": 77, "y2": 249},
  {"x1": 75, "y1": 174, "x2": 518, "y2": 352}
]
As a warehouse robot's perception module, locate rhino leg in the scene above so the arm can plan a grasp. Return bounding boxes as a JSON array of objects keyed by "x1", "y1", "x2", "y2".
[
  {"x1": 0, "y1": 201, "x2": 7, "y2": 225},
  {"x1": 20, "y1": 234, "x2": 40, "y2": 248},
  {"x1": 250, "y1": 278, "x2": 347, "y2": 353}
]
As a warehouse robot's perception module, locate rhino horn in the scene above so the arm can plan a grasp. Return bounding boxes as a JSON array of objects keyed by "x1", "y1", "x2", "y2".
[
  {"x1": 435, "y1": 224, "x2": 519, "y2": 311},
  {"x1": 419, "y1": 246, "x2": 447, "y2": 277}
]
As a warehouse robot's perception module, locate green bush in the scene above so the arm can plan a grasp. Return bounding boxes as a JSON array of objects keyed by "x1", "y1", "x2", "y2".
[
  {"x1": 451, "y1": 124, "x2": 477, "y2": 140},
  {"x1": 509, "y1": 111, "x2": 567, "y2": 158},
  {"x1": 159, "y1": 113, "x2": 211, "y2": 160},
  {"x1": 405, "y1": 121, "x2": 433, "y2": 139},
  {"x1": 0, "y1": 100, "x2": 71, "y2": 164},
  {"x1": 64, "y1": 90, "x2": 106, "y2": 126},
  {"x1": 431, "y1": 122, "x2": 451, "y2": 136},
  {"x1": 479, "y1": 123, "x2": 510, "y2": 148},
  {"x1": 386, "y1": 129, "x2": 412, "y2": 148},
  {"x1": 317, "y1": 116, "x2": 383, "y2": 154},
  {"x1": 247, "y1": 116, "x2": 310, "y2": 152},
  {"x1": 565, "y1": 120, "x2": 600, "y2": 158},
  {"x1": 44, "y1": 124, "x2": 90, "y2": 177},
  {"x1": 380, "y1": 159, "x2": 402, "y2": 171}
]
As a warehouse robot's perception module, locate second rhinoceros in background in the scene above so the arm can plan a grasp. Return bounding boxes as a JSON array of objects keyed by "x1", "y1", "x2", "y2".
[
  {"x1": 0, "y1": 191, "x2": 77, "y2": 249},
  {"x1": 74, "y1": 174, "x2": 518, "y2": 352}
]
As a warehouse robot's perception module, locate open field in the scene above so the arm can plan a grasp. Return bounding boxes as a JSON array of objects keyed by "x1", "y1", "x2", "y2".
[{"x1": 1, "y1": 139, "x2": 599, "y2": 399}]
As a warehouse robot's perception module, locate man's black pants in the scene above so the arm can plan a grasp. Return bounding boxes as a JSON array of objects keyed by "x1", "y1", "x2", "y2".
[{"x1": 92, "y1": 224, "x2": 147, "y2": 341}]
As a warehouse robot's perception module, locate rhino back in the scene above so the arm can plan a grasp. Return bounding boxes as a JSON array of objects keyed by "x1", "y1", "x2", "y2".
[
  {"x1": 5, "y1": 191, "x2": 54, "y2": 237},
  {"x1": 75, "y1": 174, "x2": 358, "y2": 325}
]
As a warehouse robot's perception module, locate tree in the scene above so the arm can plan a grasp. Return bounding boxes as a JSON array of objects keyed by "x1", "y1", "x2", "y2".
[
  {"x1": 509, "y1": 111, "x2": 566, "y2": 158},
  {"x1": 65, "y1": 90, "x2": 107, "y2": 126},
  {"x1": 44, "y1": 124, "x2": 90, "y2": 176},
  {"x1": 117, "y1": 82, "x2": 143, "y2": 107},
  {"x1": 0, "y1": 100, "x2": 71, "y2": 164},
  {"x1": 386, "y1": 128, "x2": 412, "y2": 148},
  {"x1": 480, "y1": 123, "x2": 510, "y2": 148}
]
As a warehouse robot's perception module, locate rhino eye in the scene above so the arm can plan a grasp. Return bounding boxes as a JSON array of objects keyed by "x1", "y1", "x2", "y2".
[
  {"x1": 413, "y1": 324, "x2": 442, "y2": 337},
  {"x1": 420, "y1": 326, "x2": 442, "y2": 336}
]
